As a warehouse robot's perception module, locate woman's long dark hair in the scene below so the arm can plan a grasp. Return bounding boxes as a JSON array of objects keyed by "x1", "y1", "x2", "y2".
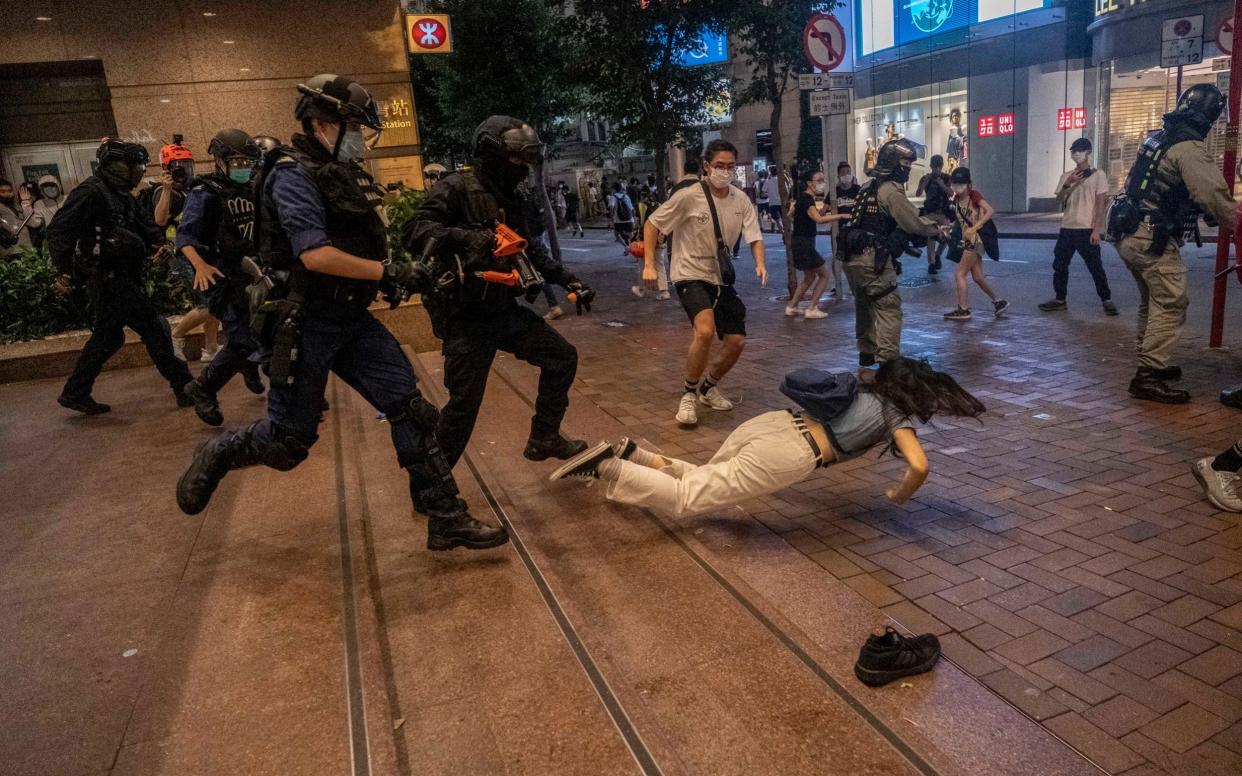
[{"x1": 869, "y1": 357, "x2": 985, "y2": 424}]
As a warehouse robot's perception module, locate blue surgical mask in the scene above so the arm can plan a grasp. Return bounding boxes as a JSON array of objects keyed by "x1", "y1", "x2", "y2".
[
  {"x1": 229, "y1": 168, "x2": 252, "y2": 184},
  {"x1": 337, "y1": 129, "x2": 366, "y2": 163}
]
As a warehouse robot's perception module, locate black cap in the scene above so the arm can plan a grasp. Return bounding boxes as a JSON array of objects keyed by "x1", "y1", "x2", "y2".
[
  {"x1": 949, "y1": 166, "x2": 971, "y2": 184},
  {"x1": 1069, "y1": 138, "x2": 1092, "y2": 153}
]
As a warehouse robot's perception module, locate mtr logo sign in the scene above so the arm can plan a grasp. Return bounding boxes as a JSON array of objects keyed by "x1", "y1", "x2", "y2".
[{"x1": 405, "y1": 14, "x2": 453, "y2": 54}]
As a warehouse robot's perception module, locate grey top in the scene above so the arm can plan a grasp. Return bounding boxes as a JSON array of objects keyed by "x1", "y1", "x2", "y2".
[{"x1": 823, "y1": 391, "x2": 913, "y2": 460}]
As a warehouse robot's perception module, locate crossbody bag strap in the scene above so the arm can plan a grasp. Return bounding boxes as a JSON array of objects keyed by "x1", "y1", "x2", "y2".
[{"x1": 700, "y1": 181, "x2": 726, "y2": 250}]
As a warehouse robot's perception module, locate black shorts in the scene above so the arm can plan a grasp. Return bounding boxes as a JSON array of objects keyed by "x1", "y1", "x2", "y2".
[
  {"x1": 674, "y1": 280, "x2": 746, "y2": 339},
  {"x1": 790, "y1": 235, "x2": 825, "y2": 271}
]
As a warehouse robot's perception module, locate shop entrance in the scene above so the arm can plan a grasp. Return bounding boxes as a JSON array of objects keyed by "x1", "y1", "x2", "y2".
[{"x1": 2, "y1": 141, "x2": 102, "y2": 193}]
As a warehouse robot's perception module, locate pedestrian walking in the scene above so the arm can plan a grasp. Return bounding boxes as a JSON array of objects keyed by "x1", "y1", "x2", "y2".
[
  {"x1": 943, "y1": 167, "x2": 1008, "y2": 321},
  {"x1": 1039, "y1": 138, "x2": 1117, "y2": 315},
  {"x1": 642, "y1": 139, "x2": 766, "y2": 427},
  {"x1": 915, "y1": 155, "x2": 952, "y2": 274},
  {"x1": 832, "y1": 162, "x2": 861, "y2": 299},
  {"x1": 562, "y1": 182, "x2": 583, "y2": 237},
  {"x1": 608, "y1": 181, "x2": 635, "y2": 254},
  {"x1": 787, "y1": 170, "x2": 850, "y2": 319}
]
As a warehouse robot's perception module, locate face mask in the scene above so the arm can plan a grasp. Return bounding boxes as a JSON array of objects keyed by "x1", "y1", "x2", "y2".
[
  {"x1": 708, "y1": 167, "x2": 733, "y2": 188},
  {"x1": 1071, "y1": 151, "x2": 1090, "y2": 164},
  {"x1": 336, "y1": 129, "x2": 367, "y2": 163},
  {"x1": 952, "y1": 184, "x2": 968, "y2": 195},
  {"x1": 839, "y1": 175, "x2": 853, "y2": 186},
  {"x1": 229, "y1": 167, "x2": 252, "y2": 184},
  {"x1": 815, "y1": 183, "x2": 826, "y2": 195},
  {"x1": 129, "y1": 162, "x2": 146, "y2": 188},
  {"x1": 40, "y1": 185, "x2": 60, "y2": 199}
]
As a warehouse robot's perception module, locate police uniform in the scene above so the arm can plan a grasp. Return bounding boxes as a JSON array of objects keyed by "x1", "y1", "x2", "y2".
[
  {"x1": 50, "y1": 159, "x2": 194, "y2": 411},
  {"x1": 405, "y1": 166, "x2": 586, "y2": 467},
  {"x1": 177, "y1": 73, "x2": 505, "y2": 551},
  {"x1": 1112, "y1": 85, "x2": 1237, "y2": 403},
  {"x1": 843, "y1": 165, "x2": 941, "y2": 365},
  {"x1": 177, "y1": 171, "x2": 264, "y2": 412}
]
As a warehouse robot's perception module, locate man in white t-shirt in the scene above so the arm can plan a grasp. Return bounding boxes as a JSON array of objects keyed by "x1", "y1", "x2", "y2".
[
  {"x1": 643, "y1": 139, "x2": 766, "y2": 426},
  {"x1": 1039, "y1": 137, "x2": 1117, "y2": 315}
]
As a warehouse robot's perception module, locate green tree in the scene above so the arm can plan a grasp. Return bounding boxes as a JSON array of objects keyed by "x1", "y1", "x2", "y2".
[
  {"x1": 732, "y1": 0, "x2": 838, "y2": 296},
  {"x1": 567, "y1": 0, "x2": 734, "y2": 199}
]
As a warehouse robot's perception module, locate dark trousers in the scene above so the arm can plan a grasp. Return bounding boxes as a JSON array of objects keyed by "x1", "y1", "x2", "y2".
[
  {"x1": 438, "y1": 306, "x2": 578, "y2": 467},
  {"x1": 63, "y1": 275, "x2": 193, "y2": 398},
  {"x1": 198, "y1": 279, "x2": 260, "y2": 395},
  {"x1": 1053, "y1": 228, "x2": 1112, "y2": 301}
]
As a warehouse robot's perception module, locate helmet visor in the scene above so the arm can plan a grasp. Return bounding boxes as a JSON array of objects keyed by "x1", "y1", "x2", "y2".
[
  {"x1": 168, "y1": 159, "x2": 195, "y2": 181},
  {"x1": 504, "y1": 139, "x2": 544, "y2": 166}
]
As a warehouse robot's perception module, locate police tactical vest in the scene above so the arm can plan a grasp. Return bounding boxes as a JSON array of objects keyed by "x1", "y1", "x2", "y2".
[
  {"x1": 255, "y1": 135, "x2": 388, "y2": 280},
  {"x1": 1124, "y1": 128, "x2": 1200, "y2": 232},
  {"x1": 454, "y1": 170, "x2": 503, "y2": 225},
  {"x1": 80, "y1": 177, "x2": 150, "y2": 277},
  {"x1": 194, "y1": 174, "x2": 255, "y2": 272},
  {"x1": 849, "y1": 180, "x2": 897, "y2": 238}
]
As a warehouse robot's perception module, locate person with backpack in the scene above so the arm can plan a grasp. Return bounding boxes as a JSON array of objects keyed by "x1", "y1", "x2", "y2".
[
  {"x1": 177, "y1": 129, "x2": 267, "y2": 427},
  {"x1": 915, "y1": 155, "x2": 952, "y2": 274},
  {"x1": 608, "y1": 181, "x2": 635, "y2": 254},
  {"x1": 548, "y1": 357, "x2": 985, "y2": 519},
  {"x1": 641, "y1": 139, "x2": 766, "y2": 427},
  {"x1": 943, "y1": 167, "x2": 1008, "y2": 321}
]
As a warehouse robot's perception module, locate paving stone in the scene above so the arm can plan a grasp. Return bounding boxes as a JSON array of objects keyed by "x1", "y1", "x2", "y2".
[
  {"x1": 983, "y1": 544, "x2": 1045, "y2": 569},
  {"x1": 1179, "y1": 646, "x2": 1242, "y2": 687},
  {"x1": 962, "y1": 599, "x2": 1040, "y2": 638},
  {"x1": 1072, "y1": 609, "x2": 1155, "y2": 649},
  {"x1": 988, "y1": 581, "x2": 1056, "y2": 611},
  {"x1": 913, "y1": 594, "x2": 983, "y2": 632},
  {"x1": 1042, "y1": 586, "x2": 1111, "y2": 617},
  {"x1": 1110, "y1": 569, "x2": 1189, "y2": 604},
  {"x1": 842, "y1": 572, "x2": 904, "y2": 608},
  {"x1": 1016, "y1": 604, "x2": 1095, "y2": 643},
  {"x1": 1057, "y1": 634, "x2": 1131, "y2": 672},
  {"x1": 1139, "y1": 703, "x2": 1231, "y2": 754},
  {"x1": 958, "y1": 558, "x2": 1024, "y2": 589},
  {"x1": 1028, "y1": 657, "x2": 1118, "y2": 705},
  {"x1": 1151, "y1": 595, "x2": 1222, "y2": 627},
  {"x1": 807, "y1": 549, "x2": 865, "y2": 579},
  {"x1": 1080, "y1": 550, "x2": 1141, "y2": 577},
  {"x1": 1083, "y1": 694, "x2": 1161, "y2": 738},
  {"x1": 1115, "y1": 640, "x2": 1195, "y2": 679},
  {"x1": 1210, "y1": 603, "x2": 1242, "y2": 632},
  {"x1": 1089, "y1": 664, "x2": 1188, "y2": 714},
  {"x1": 891, "y1": 573, "x2": 952, "y2": 598},
  {"x1": 1152, "y1": 671, "x2": 1242, "y2": 723},
  {"x1": 1097, "y1": 591, "x2": 1167, "y2": 623},
  {"x1": 1044, "y1": 712, "x2": 1146, "y2": 773},
  {"x1": 981, "y1": 668, "x2": 1069, "y2": 721},
  {"x1": 993, "y1": 630, "x2": 1072, "y2": 666},
  {"x1": 881, "y1": 600, "x2": 951, "y2": 637},
  {"x1": 962, "y1": 622, "x2": 1013, "y2": 651},
  {"x1": 936, "y1": 577, "x2": 1003, "y2": 606},
  {"x1": 937, "y1": 631, "x2": 1002, "y2": 677},
  {"x1": 1128, "y1": 614, "x2": 1216, "y2": 656},
  {"x1": 1008, "y1": 562, "x2": 1079, "y2": 594}
]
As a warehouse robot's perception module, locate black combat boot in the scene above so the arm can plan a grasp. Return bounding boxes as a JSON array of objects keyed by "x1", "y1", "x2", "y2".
[
  {"x1": 523, "y1": 431, "x2": 589, "y2": 461},
  {"x1": 242, "y1": 364, "x2": 265, "y2": 395},
  {"x1": 176, "y1": 426, "x2": 261, "y2": 515},
  {"x1": 1129, "y1": 367, "x2": 1190, "y2": 405},
  {"x1": 1221, "y1": 386, "x2": 1242, "y2": 410},
  {"x1": 58, "y1": 392, "x2": 111, "y2": 415},
  {"x1": 173, "y1": 382, "x2": 195, "y2": 408},
  {"x1": 425, "y1": 496, "x2": 509, "y2": 551},
  {"x1": 1152, "y1": 365, "x2": 1183, "y2": 381},
  {"x1": 184, "y1": 380, "x2": 224, "y2": 426},
  {"x1": 859, "y1": 353, "x2": 877, "y2": 367}
]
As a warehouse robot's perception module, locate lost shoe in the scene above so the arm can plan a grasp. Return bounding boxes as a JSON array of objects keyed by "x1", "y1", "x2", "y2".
[
  {"x1": 549, "y1": 441, "x2": 615, "y2": 481},
  {"x1": 524, "y1": 432, "x2": 589, "y2": 461},
  {"x1": 426, "y1": 499, "x2": 509, "y2": 551},
  {"x1": 1191, "y1": 457, "x2": 1242, "y2": 513},
  {"x1": 184, "y1": 380, "x2": 224, "y2": 427},
  {"x1": 854, "y1": 626, "x2": 942, "y2": 687},
  {"x1": 58, "y1": 392, "x2": 111, "y2": 415}
]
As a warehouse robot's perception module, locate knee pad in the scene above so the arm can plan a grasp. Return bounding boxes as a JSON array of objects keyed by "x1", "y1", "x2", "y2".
[
  {"x1": 387, "y1": 391, "x2": 440, "y2": 433},
  {"x1": 260, "y1": 425, "x2": 312, "y2": 471}
]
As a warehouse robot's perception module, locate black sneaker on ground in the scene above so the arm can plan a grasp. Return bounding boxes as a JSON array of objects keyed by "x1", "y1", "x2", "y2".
[
  {"x1": 944, "y1": 307, "x2": 972, "y2": 320},
  {"x1": 854, "y1": 626, "x2": 942, "y2": 687},
  {"x1": 993, "y1": 299, "x2": 1010, "y2": 317},
  {"x1": 616, "y1": 437, "x2": 637, "y2": 461},
  {"x1": 1038, "y1": 298, "x2": 1067, "y2": 312},
  {"x1": 1102, "y1": 300, "x2": 1119, "y2": 316},
  {"x1": 524, "y1": 432, "x2": 589, "y2": 461},
  {"x1": 184, "y1": 380, "x2": 224, "y2": 427},
  {"x1": 549, "y1": 441, "x2": 615, "y2": 480},
  {"x1": 57, "y1": 393, "x2": 111, "y2": 415},
  {"x1": 1222, "y1": 386, "x2": 1242, "y2": 410}
]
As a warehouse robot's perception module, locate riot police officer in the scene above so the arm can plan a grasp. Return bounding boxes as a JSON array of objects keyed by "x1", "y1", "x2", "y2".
[
  {"x1": 179, "y1": 129, "x2": 266, "y2": 426},
  {"x1": 841, "y1": 139, "x2": 946, "y2": 367},
  {"x1": 1113, "y1": 84, "x2": 1237, "y2": 404},
  {"x1": 177, "y1": 74, "x2": 507, "y2": 552},
  {"x1": 403, "y1": 115, "x2": 595, "y2": 468},
  {"x1": 50, "y1": 139, "x2": 194, "y2": 415}
]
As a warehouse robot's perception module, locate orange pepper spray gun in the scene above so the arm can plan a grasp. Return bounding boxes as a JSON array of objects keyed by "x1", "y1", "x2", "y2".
[{"x1": 474, "y1": 223, "x2": 545, "y2": 300}]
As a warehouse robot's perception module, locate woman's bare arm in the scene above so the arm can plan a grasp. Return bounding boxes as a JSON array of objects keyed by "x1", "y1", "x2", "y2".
[{"x1": 885, "y1": 428, "x2": 928, "y2": 503}]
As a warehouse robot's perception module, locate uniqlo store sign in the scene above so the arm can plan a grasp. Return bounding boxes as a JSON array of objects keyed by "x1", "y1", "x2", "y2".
[
  {"x1": 977, "y1": 113, "x2": 1016, "y2": 137},
  {"x1": 1056, "y1": 107, "x2": 1088, "y2": 130}
]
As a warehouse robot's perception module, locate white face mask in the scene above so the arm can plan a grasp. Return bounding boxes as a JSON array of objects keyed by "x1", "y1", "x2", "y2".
[
  {"x1": 708, "y1": 167, "x2": 733, "y2": 188},
  {"x1": 839, "y1": 174, "x2": 853, "y2": 186},
  {"x1": 1071, "y1": 150, "x2": 1090, "y2": 164},
  {"x1": 952, "y1": 184, "x2": 968, "y2": 195},
  {"x1": 336, "y1": 129, "x2": 367, "y2": 163},
  {"x1": 814, "y1": 183, "x2": 826, "y2": 195}
]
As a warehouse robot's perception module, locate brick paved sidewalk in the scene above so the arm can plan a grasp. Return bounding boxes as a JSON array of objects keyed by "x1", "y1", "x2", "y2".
[{"x1": 554, "y1": 241, "x2": 1242, "y2": 776}]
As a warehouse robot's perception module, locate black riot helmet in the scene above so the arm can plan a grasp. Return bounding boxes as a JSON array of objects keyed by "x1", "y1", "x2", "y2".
[
  {"x1": 96, "y1": 139, "x2": 149, "y2": 190},
  {"x1": 473, "y1": 115, "x2": 543, "y2": 189},
  {"x1": 873, "y1": 139, "x2": 918, "y2": 184},
  {"x1": 1165, "y1": 83, "x2": 1227, "y2": 136},
  {"x1": 294, "y1": 73, "x2": 383, "y2": 160},
  {"x1": 208, "y1": 129, "x2": 260, "y2": 163}
]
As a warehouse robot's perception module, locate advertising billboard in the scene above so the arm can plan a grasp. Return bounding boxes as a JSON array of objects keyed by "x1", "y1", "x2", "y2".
[{"x1": 855, "y1": 0, "x2": 1050, "y2": 57}]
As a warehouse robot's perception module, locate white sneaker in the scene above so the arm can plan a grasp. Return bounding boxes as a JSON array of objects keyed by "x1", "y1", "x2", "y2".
[
  {"x1": 804, "y1": 307, "x2": 828, "y2": 319},
  {"x1": 172, "y1": 336, "x2": 187, "y2": 362},
  {"x1": 1191, "y1": 457, "x2": 1242, "y2": 512},
  {"x1": 675, "y1": 392, "x2": 698, "y2": 425},
  {"x1": 784, "y1": 305, "x2": 799, "y2": 316},
  {"x1": 544, "y1": 305, "x2": 565, "y2": 320},
  {"x1": 656, "y1": 291, "x2": 671, "y2": 300},
  {"x1": 698, "y1": 385, "x2": 734, "y2": 411},
  {"x1": 631, "y1": 285, "x2": 645, "y2": 298}
]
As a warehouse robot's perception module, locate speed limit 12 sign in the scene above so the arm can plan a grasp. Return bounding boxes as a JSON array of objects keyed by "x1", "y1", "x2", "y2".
[{"x1": 1161, "y1": 15, "x2": 1204, "y2": 67}]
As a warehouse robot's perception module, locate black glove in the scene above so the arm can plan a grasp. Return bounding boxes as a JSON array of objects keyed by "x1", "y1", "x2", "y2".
[
  {"x1": 382, "y1": 260, "x2": 433, "y2": 304},
  {"x1": 563, "y1": 277, "x2": 594, "y2": 315}
]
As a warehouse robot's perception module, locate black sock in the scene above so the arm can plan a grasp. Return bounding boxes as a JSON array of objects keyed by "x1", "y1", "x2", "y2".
[
  {"x1": 683, "y1": 379, "x2": 698, "y2": 395},
  {"x1": 699, "y1": 375, "x2": 718, "y2": 395},
  {"x1": 1212, "y1": 442, "x2": 1242, "y2": 473}
]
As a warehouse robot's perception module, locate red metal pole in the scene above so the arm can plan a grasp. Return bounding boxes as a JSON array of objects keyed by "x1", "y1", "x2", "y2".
[{"x1": 1210, "y1": 0, "x2": 1242, "y2": 347}]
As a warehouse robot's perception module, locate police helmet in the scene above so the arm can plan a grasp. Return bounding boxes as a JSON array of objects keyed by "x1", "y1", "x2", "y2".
[
  {"x1": 872, "y1": 139, "x2": 918, "y2": 183},
  {"x1": 295, "y1": 73, "x2": 382, "y2": 132},
  {"x1": 473, "y1": 116, "x2": 544, "y2": 167},
  {"x1": 207, "y1": 129, "x2": 260, "y2": 162},
  {"x1": 1171, "y1": 83, "x2": 1226, "y2": 127},
  {"x1": 98, "y1": 138, "x2": 149, "y2": 166}
]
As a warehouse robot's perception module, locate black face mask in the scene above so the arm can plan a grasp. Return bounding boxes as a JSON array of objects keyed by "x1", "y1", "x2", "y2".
[
  {"x1": 99, "y1": 160, "x2": 132, "y2": 190},
  {"x1": 0, "y1": 194, "x2": 13, "y2": 209},
  {"x1": 481, "y1": 156, "x2": 529, "y2": 191}
]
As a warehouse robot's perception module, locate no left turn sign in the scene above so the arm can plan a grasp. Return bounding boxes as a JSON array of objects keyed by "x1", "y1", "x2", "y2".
[
  {"x1": 803, "y1": 14, "x2": 846, "y2": 72},
  {"x1": 1219, "y1": 15, "x2": 1234, "y2": 55}
]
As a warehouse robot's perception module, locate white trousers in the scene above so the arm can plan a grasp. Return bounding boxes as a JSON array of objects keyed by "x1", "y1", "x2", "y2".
[{"x1": 606, "y1": 411, "x2": 820, "y2": 517}]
